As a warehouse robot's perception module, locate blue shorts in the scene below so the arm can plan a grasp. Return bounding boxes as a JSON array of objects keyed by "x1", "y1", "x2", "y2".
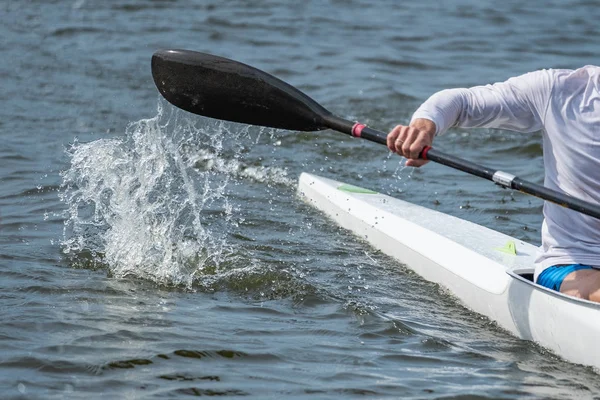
[{"x1": 536, "y1": 264, "x2": 594, "y2": 291}]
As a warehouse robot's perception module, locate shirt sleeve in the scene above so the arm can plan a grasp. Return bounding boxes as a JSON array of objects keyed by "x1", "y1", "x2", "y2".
[{"x1": 410, "y1": 70, "x2": 555, "y2": 135}]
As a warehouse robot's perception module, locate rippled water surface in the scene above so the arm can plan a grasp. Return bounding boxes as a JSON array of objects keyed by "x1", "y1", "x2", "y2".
[{"x1": 2, "y1": 1, "x2": 600, "y2": 398}]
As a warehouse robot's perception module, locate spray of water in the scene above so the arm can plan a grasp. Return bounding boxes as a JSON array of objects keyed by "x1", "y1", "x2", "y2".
[{"x1": 59, "y1": 104, "x2": 288, "y2": 288}]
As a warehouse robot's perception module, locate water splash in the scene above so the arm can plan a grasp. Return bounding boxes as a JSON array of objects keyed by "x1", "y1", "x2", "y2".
[
  {"x1": 59, "y1": 104, "x2": 343, "y2": 304},
  {"x1": 59, "y1": 105, "x2": 253, "y2": 288}
]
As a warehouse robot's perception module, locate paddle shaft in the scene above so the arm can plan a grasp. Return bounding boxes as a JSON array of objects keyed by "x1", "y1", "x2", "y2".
[{"x1": 324, "y1": 114, "x2": 600, "y2": 220}]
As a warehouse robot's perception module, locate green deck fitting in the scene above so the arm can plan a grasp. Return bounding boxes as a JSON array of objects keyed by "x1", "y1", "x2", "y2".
[
  {"x1": 496, "y1": 240, "x2": 517, "y2": 256},
  {"x1": 337, "y1": 184, "x2": 377, "y2": 194}
]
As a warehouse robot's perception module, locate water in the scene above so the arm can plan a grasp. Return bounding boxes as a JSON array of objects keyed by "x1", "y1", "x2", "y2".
[{"x1": 2, "y1": 0, "x2": 600, "y2": 398}]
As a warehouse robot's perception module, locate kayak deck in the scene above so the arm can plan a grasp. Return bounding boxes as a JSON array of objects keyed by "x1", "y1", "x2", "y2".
[{"x1": 297, "y1": 172, "x2": 600, "y2": 371}]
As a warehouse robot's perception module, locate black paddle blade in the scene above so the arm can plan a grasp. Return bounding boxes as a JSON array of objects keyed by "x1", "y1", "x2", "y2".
[{"x1": 151, "y1": 49, "x2": 332, "y2": 131}]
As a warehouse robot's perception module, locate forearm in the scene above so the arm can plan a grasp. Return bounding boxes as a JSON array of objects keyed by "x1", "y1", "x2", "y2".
[{"x1": 410, "y1": 75, "x2": 548, "y2": 135}]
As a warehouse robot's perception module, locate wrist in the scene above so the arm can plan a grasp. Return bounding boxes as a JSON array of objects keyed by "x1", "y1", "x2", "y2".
[{"x1": 410, "y1": 118, "x2": 437, "y2": 137}]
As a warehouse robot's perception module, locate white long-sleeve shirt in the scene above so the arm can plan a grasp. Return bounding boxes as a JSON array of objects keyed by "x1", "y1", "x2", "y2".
[{"x1": 411, "y1": 66, "x2": 600, "y2": 279}]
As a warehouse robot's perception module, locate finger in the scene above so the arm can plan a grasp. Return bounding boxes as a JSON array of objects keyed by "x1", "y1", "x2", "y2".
[
  {"x1": 401, "y1": 127, "x2": 419, "y2": 158},
  {"x1": 408, "y1": 128, "x2": 433, "y2": 159},
  {"x1": 392, "y1": 126, "x2": 407, "y2": 154},
  {"x1": 399, "y1": 126, "x2": 414, "y2": 154},
  {"x1": 409, "y1": 142, "x2": 425, "y2": 160},
  {"x1": 394, "y1": 138, "x2": 405, "y2": 154},
  {"x1": 387, "y1": 125, "x2": 401, "y2": 152}
]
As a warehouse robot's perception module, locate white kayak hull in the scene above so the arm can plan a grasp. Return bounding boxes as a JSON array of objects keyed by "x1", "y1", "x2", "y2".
[{"x1": 297, "y1": 172, "x2": 600, "y2": 370}]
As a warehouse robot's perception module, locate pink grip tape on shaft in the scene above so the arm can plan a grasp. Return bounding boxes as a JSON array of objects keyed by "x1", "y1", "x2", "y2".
[
  {"x1": 351, "y1": 123, "x2": 365, "y2": 138},
  {"x1": 421, "y1": 146, "x2": 432, "y2": 160}
]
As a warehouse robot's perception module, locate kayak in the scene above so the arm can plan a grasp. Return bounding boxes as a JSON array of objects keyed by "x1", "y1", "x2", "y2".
[{"x1": 297, "y1": 172, "x2": 600, "y2": 370}]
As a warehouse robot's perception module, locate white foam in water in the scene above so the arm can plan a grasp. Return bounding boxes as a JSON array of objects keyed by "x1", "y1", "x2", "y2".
[
  {"x1": 60, "y1": 105, "x2": 291, "y2": 288},
  {"x1": 189, "y1": 148, "x2": 293, "y2": 186}
]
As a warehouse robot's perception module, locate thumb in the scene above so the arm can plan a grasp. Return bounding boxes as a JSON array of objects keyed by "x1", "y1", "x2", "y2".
[{"x1": 405, "y1": 159, "x2": 430, "y2": 168}]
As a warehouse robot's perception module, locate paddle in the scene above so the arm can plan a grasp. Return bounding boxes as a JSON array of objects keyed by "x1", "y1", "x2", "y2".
[{"x1": 151, "y1": 49, "x2": 600, "y2": 220}]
